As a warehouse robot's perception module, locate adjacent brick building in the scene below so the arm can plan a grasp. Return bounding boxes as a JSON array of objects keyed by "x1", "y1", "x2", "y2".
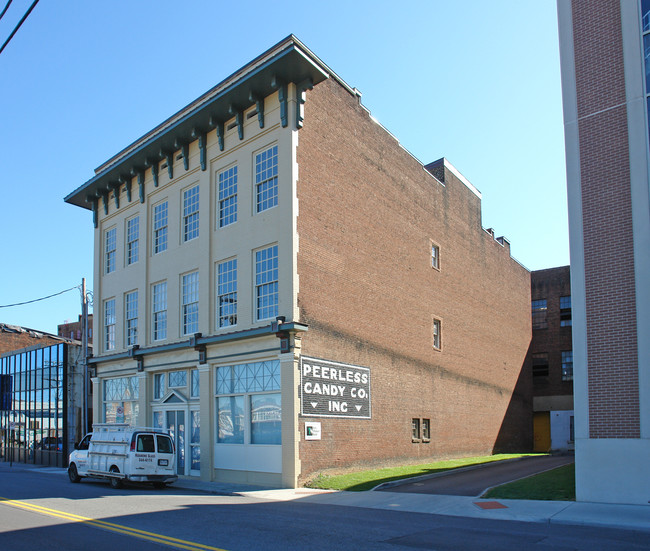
[
  {"x1": 57, "y1": 314, "x2": 93, "y2": 344},
  {"x1": 0, "y1": 323, "x2": 61, "y2": 355},
  {"x1": 558, "y1": 0, "x2": 650, "y2": 504},
  {"x1": 529, "y1": 266, "x2": 573, "y2": 453},
  {"x1": 65, "y1": 36, "x2": 532, "y2": 487}
]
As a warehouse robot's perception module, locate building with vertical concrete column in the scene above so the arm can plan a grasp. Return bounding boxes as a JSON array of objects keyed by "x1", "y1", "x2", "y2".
[
  {"x1": 65, "y1": 36, "x2": 532, "y2": 488},
  {"x1": 558, "y1": 1, "x2": 650, "y2": 504}
]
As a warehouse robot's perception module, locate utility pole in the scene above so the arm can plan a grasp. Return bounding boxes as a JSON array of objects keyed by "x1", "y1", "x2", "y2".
[{"x1": 81, "y1": 278, "x2": 89, "y2": 436}]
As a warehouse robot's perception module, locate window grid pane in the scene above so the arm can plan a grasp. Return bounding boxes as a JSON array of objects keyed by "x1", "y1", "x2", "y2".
[
  {"x1": 125, "y1": 291, "x2": 138, "y2": 346},
  {"x1": 153, "y1": 202, "x2": 168, "y2": 254},
  {"x1": 218, "y1": 259, "x2": 237, "y2": 327},
  {"x1": 255, "y1": 245, "x2": 278, "y2": 320},
  {"x1": 152, "y1": 282, "x2": 167, "y2": 341},
  {"x1": 104, "y1": 299, "x2": 115, "y2": 351},
  {"x1": 531, "y1": 299, "x2": 548, "y2": 329},
  {"x1": 182, "y1": 272, "x2": 199, "y2": 335},
  {"x1": 219, "y1": 166, "x2": 238, "y2": 227},
  {"x1": 255, "y1": 145, "x2": 278, "y2": 212},
  {"x1": 183, "y1": 186, "x2": 200, "y2": 242},
  {"x1": 562, "y1": 351, "x2": 574, "y2": 381},
  {"x1": 127, "y1": 216, "x2": 139, "y2": 265},
  {"x1": 169, "y1": 370, "x2": 187, "y2": 388},
  {"x1": 105, "y1": 228, "x2": 116, "y2": 274},
  {"x1": 191, "y1": 369, "x2": 200, "y2": 397}
]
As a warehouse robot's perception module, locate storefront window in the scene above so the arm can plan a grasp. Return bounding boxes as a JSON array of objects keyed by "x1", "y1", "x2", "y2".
[{"x1": 103, "y1": 376, "x2": 139, "y2": 425}]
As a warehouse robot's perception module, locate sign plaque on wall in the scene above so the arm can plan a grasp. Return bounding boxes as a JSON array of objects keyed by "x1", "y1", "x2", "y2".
[{"x1": 300, "y1": 356, "x2": 371, "y2": 419}]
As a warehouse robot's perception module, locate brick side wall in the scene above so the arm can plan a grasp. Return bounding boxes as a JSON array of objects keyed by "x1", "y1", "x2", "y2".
[
  {"x1": 572, "y1": 0, "x2": 640, "y2": 438},
  {"x1": 295, "y1": 78, "x2": 532, "y2": 479},
  {"x1": 0, "y1": 328, "x2": 60, "y2": 356},
  {"x1": 530, "y1": 266, "x2": 573, "y2": 400}
]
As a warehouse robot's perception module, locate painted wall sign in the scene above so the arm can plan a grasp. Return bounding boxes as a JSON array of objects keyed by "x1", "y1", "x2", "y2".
[{"x1": 300, "y1": 356, "x2": 371, "y2": 419}]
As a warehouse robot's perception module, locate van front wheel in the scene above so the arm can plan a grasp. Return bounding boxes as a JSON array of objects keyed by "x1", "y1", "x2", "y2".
[
  {"x1": 68, "y1": 464, "x2": 81, "y2": 483},
  {"x1": 109, "y1": 466, "x2": 123, "y2": 489}
]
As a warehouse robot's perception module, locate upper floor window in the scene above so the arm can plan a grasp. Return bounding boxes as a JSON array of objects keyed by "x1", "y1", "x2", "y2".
[
  {"x1": 126, "y1": 216, "x2": 139, "y2": 265},
  {"x1": 104, "y1": 298, "x2": 115, "y2": 351},
  {"x1": 183, "y1": 185, "x2": 200, "y2": 242},
  {"x1": 560, "y1": 295, "x2": 572, "y2": 327},
  {"x1": 531, "y1": 299, "x2": 547, "y2": 329},
  {"x1": 182, "y1": 271, "x2": 199, "y2": 335},
  {"x1": 432, "y1": 318, "x2": 442, "y2": 350},
  {"x1": 169, "y1": 370, "x2": 187, "y2": 388},
  {"x1": 217, "y1": 258, "x2": 237, "y2": 328},
  {"x1": 152, "y1": 281, "x2": 167, "y2": 341},
  {"x1": 532, "y1": 353, "x2": 549, "y2": 379},
  {"x1": 154, "y1": 373, "x2": 165, "y2": 400},
  {"x1": 125, "y1": 290, "x2": 138, "y2": 347},
  {"x1": 561, "y1": 351, "x2": 573, "y2": 382},
  {"x1": 105, "y1": 228, "x2": 116, "y2": 274},
  {"x1": 431, "y1": 243, "x2": 440, "y2": 270},
  {"x1": 153, "y1": 201, "x2": 168, "y2": 254},
  {"x1": 255, "y1": 145, "x2": 278, "y2": 213},
  {"x1": 218, "y1": 166, "x2": 238, "y2": 227},
  {"x1": 255, "y1": 245, "x2": 278, "y2": 320}
]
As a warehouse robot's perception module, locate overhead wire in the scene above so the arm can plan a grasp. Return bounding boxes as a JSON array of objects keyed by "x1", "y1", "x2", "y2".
[
  {"x1": 0, "y1": 0, "x2": 40, "y2": 57},
  {"x1": 0, "y1": 0, "x2": 14, "y2": 21},
  {"x1": 0, "y1": 285, "x2": 80, "y2": 308}
]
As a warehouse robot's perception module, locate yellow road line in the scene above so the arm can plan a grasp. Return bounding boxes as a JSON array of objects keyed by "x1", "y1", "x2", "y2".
[{"x1": 0, "y1": 497, "x2": 228, "y2": 551}]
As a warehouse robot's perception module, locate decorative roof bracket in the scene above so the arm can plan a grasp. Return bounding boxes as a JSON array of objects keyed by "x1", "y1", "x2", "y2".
[
  {"x1": 110, "y1": 183, "x2": 120, "y2": 209},
  {"x1": 198, "y1": 133, "x2": 207, "y2": 171},
  {"x1": 102, "y1": 193, "x2": 109, "y2": 215},
  {"x1": 249, "y1": 92, "x2": 265, "y2": 128},
  {"x1": 145, "y1": 159, "x2": 159, "y2": 187},
  {"x1": 137, "y1": 172, "x2": 145, "y2": 203},
  {"x1": 163, "y1": 151, "x2": 174, "y2": 179},
  {"x1": 213, "y1": 119, "x2": 225, "y2": 151},
  {"x1": 272, "y1": 76, "x2": 288, "y2": 128},
  {"x1": 296, "y1": 78, "x2": 313, "y2": 129},
  {"x1": 90, "y1": 198, "x2": 98, "y2": 228},
  {"x1": 174, "y1": 140, "x2": 189, "y2": 171},
  {"x1": 119, "y1": 176, "x2": 132, "y2": 202}
]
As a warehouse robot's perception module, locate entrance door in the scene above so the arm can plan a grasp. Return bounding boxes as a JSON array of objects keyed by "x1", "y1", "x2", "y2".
[
  {"x1": 166, "y1": 410, "x2": 185, "y2": 475},
  {"x1": 533, "y1": 411, "x2": 551, "y2": 452}
]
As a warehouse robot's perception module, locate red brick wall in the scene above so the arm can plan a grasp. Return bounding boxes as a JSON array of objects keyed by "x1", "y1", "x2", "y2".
[
  {"x1": 0, "y1": 326, "x2": 61, "y2": 356},
  {"x1": 295, "y1": 79, "x2": 532, "y2": 479},
  {"x1": 572, "y1": 0, "x2": 640, "y2": 438},
  {"x1": 530, "y1": 266, "x2": 573, "y2": 399}
]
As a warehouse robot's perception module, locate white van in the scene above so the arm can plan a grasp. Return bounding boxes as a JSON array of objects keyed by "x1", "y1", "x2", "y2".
[{"x1": 68, "y1": 423, "x2": 178, "y2": 489}]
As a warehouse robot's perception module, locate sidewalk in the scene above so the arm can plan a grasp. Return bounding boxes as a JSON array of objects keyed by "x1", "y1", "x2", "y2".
[{"x1": 4, "y1": 461, "x2": 650, "y2": 533}]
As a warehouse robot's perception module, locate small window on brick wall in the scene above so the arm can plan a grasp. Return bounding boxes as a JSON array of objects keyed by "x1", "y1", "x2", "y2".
[
  {"x1": 532, "y1": 299, "x2": 547, "y2": 329},
  {"x1": 560, "y1": 296, "x2": 572, "y2": 327},
  {"x1": 422, "y1": 418, "x2": 430, "y2": 441},
  {"x1": 433, "y1": 319, "x2": 442, "y2": 350},
  {"x1": 430, "y1": 242, "x2": 440, "y2": 270},
  {"x1": 411, "y1": 418, "x2": 420, "y2": 441}
]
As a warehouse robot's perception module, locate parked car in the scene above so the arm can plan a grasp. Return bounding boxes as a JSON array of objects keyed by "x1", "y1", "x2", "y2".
[{"x1": 68, "y1": 423, "x2": 177, "y2": 489}]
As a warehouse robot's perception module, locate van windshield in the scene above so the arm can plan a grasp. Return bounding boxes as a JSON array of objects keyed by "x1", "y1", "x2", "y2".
[{"x1": 156, "y1": 435, "x2": 173, "y2": 454}]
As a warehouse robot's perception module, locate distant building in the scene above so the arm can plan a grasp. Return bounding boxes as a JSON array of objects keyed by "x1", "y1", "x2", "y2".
[
  {"x1": 58, "y1": 314, "x2": 93, "y2": 344},
  {"x1": 558, "y1": 0, "x2": 650, "y2": 504},
  {"x1": 529, "y1": 266, "x2": 573, "y2": 453},
  {"x1": 0, "y1": 328, "x2": 90, "y2": 467},
  {"x1": 0, "y1": 323, "x2": 61, "y2": 355},
  {"x1": 64, "y1": 36, "x2": 532, "y2": 487}
]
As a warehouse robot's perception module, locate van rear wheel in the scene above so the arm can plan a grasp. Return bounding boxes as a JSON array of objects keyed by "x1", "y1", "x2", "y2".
[
  {"x1": 109, "y1": 466, "x2": 123, "y2": 489},
  {"x1": 153, "y1": 482, "x2": 166, "y2": 489},
  {"x1": 68, "y1": 463, "x2": 81, "y2": 483}
]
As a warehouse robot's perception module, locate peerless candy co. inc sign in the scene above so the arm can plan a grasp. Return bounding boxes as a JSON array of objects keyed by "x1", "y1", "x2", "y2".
[{"x1": 299, "y1": 356, "x2": 371, "y2": 419}]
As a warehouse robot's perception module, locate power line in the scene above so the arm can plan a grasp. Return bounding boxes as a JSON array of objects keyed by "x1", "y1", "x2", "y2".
[
  {"x1": 0, "y1": 285, "x2": 80, "y2": 308},
  {"x1": 0, "y1": 0, "x2": 39, "y2": 57},
  {"x1": 0, "y1": 1, "x2": 14, "y2": 22}
]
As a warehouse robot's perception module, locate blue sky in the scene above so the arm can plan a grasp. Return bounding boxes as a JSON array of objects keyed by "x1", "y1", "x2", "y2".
[{"x1": 0, "y1": 1, "x2": 567, "y2": 334}]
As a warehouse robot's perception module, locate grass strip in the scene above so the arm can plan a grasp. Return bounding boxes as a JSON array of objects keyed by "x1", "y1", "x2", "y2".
[
  {"x1": 483, "y1": 463, "x2": 575, "y2": 501},
  {"x1": 305, "y1": 453, "x2": 541, "y2": 492}
]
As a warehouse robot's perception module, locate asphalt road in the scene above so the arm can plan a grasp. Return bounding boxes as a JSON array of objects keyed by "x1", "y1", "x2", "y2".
[
  {"x1": 379, "y1": 454, "x2": 575, "y2": 496},
  {"x1": 2, "y1": 459, "x2": 649, "y2": 551}
]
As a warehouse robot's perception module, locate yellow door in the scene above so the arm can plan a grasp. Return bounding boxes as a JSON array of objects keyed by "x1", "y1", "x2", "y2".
[{"x1": 533, "y1": 412, "x2": 551, "y2": 452}]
